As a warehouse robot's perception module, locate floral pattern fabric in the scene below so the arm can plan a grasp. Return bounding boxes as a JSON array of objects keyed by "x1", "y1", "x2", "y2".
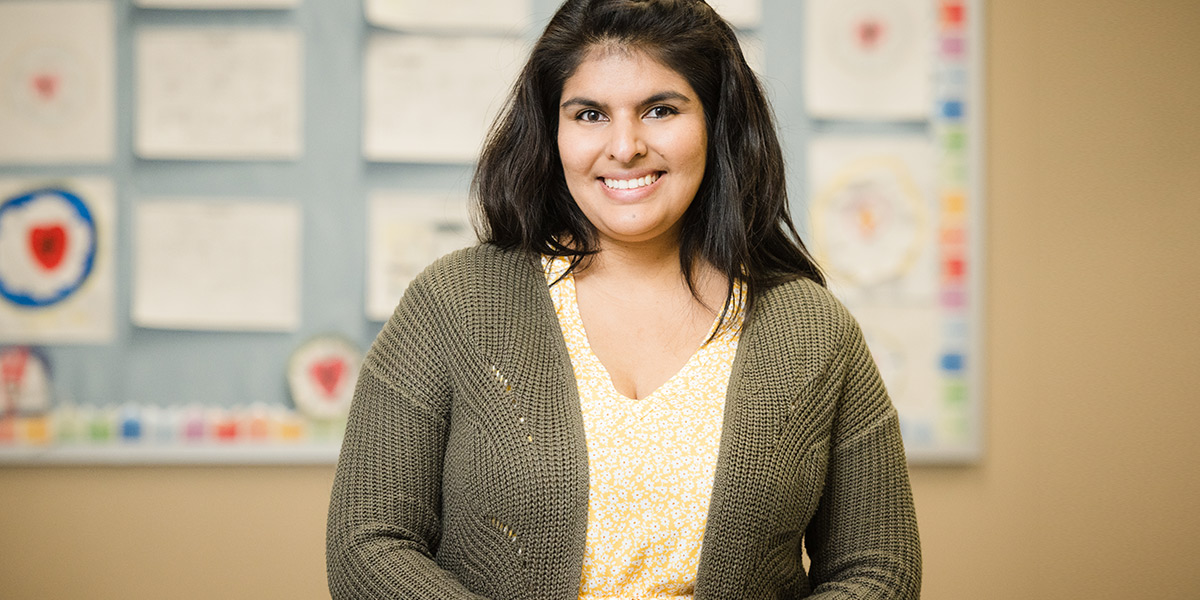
[{"x1": 542, "y1": 256, "x2": 743, "y2": 600}]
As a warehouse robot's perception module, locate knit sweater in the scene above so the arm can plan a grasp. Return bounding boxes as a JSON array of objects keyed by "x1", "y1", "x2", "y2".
[{"x1": 326, "y1": 244, "x2": 921, "y2": 600}]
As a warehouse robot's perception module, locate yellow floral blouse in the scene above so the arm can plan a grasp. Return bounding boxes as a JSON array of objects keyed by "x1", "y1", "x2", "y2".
[{"x1": 542, "y1": 256, "x2": 744, "y2": 600}]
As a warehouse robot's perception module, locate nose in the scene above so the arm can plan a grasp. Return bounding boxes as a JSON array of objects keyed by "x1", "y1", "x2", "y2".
[{"x1": 606, "y1": 118, "x2": 647, "y2": 164}]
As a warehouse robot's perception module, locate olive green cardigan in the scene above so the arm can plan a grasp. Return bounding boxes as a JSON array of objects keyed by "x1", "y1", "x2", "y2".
[{"x1": 326, "y1": 244, "x2": 920, "y2": 599}]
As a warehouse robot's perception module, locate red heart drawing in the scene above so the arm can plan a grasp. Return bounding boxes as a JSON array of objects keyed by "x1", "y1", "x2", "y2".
[
  {"x1": 309, "y1": 358, "x2": 346, "y2": 399},
  {"x1": 29, "y1": 225, "x2": 67, "y2": 271},
  {"x1": 31, "y1": 74, "x2": 59, "y2": 101},
  {"x1": 856, "y1": 19, "x2": 887, "y2": 50}
]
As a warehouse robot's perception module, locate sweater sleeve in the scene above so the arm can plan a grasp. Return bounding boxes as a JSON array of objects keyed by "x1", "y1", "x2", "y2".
[
  {"x1": 326, "y1": 275, "x2": 488, "y2": 600},
  {"x1": 803, "y1": 317, "x2": 922, "y2": 600}
]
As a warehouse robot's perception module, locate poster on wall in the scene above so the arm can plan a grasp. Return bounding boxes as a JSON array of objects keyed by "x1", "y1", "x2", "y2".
[
  {"x1": 365, "y1": 0, "x2": 533, "y2": 33},
  {"x1": 808, "y1": 136, "x2": 937, "y2": 304},
  {"x1": 804, "y1": 0, "x2": 933, "y2": 121},
  {"x1": 0, "y1": 347, "x2": 52, "y2": 418},
  {"x1": 708, "y1": 0, "x2": 762, "y2": 29},
  {"x1": 0, "y1": 0, "x2": 115, "y2": 164},
  {"x1": 135, "y1": 28, "x2": 303, "y2": 160},
  {"x1": 135, "y1": 0, "x2": 297, "y2": 8},
  {"x1": 0, "y1": 178, "x2": 116, "y2": 344},
  {"x1": 805, "y1": 0, "x2": 984, "y2": 463},
  {"x1": 287, "y1": 336, "x2": 362, "y2": 421},
  {"x1": 132, "y1": 199, "x2": 302, "y2": 332},
  {"x1": 809, "y1": 135, "x2": 975, "y2": 461},
  {"x1": 363, "y1": 34, "x2": 527, "y2": 163},
  {"x1": 365, "y1": 192, "x2": 474, "y2": 321}
]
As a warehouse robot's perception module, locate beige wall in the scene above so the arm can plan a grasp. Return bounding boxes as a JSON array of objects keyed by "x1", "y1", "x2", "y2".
[{"x1": 3, "y1": 1, "x2": 1198, "y2": 598}]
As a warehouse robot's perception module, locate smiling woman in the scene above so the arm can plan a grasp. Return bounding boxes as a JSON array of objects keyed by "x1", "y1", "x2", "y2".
[{"x1": 327, "y1": 1, "x2": 921, "y2": 599}]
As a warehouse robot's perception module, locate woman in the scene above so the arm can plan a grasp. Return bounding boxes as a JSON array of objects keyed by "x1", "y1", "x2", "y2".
[{"x1": 326, "y1": 1, "x2": 921, "y2": 599}]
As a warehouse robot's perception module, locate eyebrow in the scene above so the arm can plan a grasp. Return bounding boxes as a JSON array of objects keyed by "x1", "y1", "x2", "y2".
[{"x1": 560, "y1": 91, "x2": 694, "y2": 110}]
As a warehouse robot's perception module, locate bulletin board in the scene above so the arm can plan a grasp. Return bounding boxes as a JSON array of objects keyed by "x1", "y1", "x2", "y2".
[{"x1": 0, "y1": 0, "x2": 984, "y2": 465}]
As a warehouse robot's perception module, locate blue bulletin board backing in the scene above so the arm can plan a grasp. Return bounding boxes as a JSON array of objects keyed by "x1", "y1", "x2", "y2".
[{"x1": 0, "y1": 0, "x2": 984, "y2": 464}]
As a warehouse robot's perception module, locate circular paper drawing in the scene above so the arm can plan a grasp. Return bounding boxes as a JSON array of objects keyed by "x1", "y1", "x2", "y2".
[
  {"x1": 813, "y1": 157, "x2": 928, "y2": 288},
  {"x1": 288, "y1": 335, "x2": 362, "y2": 420},
  {"x1": 0, "y1": 188, "x2": 97, "y2": 307},
  {"x1": 1, "y1": 346, "x2": 51, "y2": 416}
]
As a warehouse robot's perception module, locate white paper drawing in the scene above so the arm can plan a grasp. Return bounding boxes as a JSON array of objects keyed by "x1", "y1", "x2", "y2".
[
  {"x1": 709, "y1": 0, "x2": 762, "y2": 29},
  {"x1": 0, "y1": 1, "x2": 115, "y2": 164},
  {"x1": 365, "y1": 0, "x2": 534, "y2": 34},
  {"x1": 852, "y1": 305, "x2": 941, "y2": 444},
  {"x1": 738, "y1": 33, "x2": 766, "y2": 75},
  {"x1": 132, "y1": 199, "x2": 302, "y2": 332},
  {"x1": 366, "y1": 192, "x2": 474, "y2": 321},
  {"x1": 0, "y1": 178, "x2": 115, "y2": 344},
  {"x1": 363, "y1": 34, "x2": 527, "y2": 164},
  {"x1": 808, "y1": 136, "x2": 936, "y2": 304},
  {"x1": 804, "y1": 0, "x2": 933, "y2": 120},
  {"x1": 135, "y1": 28, "x2": 303, "y2": 160},
  {"x1": 135, "y1": 0, "x2": 296, "y2": 8}
]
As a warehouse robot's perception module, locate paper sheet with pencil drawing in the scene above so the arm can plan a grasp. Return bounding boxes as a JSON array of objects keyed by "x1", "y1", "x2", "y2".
[
  {"x1": 0, "y1": 0, "x2": 114, "y2": 164},
  {"x1": 804, "y1": 0, "x2": 933, "y2": 120},
  {"x1": 132, "y1": 200, "x2": 302, "y2": 332},
  {"x1": 135, "y1": 28, "x2": 303, "y2": 160},
  {"x1": 707, "y1": 0, "x2": 762, "y2": 29},
  {"x1": 365, "y1": 0, "x2": 533, "y2": 33},
  {"x1": 808, "y1": 136, "x2": 937, "y2": 306},
  {"x1": 366, "y1": 193, "x2": 474, "y2": 322},
  {"x1": 363, "y1": 34, "x2": 527, "y2": 164},
  {"x1": 133, "y1": 0, "x2": 296, "y2": 8}
]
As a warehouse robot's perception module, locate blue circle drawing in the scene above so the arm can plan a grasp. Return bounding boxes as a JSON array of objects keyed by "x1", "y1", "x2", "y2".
[{"x1": 0, "y1": 188, "x2": 97, "y2": 308}]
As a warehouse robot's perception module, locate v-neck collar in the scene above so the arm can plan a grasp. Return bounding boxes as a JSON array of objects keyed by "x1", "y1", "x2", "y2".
[
  {"x1": 524, "y1": 251, "x2": 762, "y2": 599},
  {"x1": 547, "y1": 257, "x2": 725, "y2": 403}
]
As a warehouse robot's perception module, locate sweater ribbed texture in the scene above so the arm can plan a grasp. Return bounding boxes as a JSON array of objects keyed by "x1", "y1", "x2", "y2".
[{"x1": 326, "y1": 244, "x2": 921, "y2": 600}]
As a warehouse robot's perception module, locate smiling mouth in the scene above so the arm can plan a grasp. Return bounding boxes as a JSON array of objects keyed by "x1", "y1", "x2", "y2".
[{"x1": 602, "y1": 172, "x2": 662, "y2": 190}]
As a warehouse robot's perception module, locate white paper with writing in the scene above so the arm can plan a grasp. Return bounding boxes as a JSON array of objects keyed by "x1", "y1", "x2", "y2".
[
  {"x1": 136, "y1": 28, "x2": 303, "y2": 160},
  {"x1": 363, "y1": 34, "x2": 527, "y2": 163},
  {"x1": 133, "y1": 199, "x2": 302, "y2": 331}
]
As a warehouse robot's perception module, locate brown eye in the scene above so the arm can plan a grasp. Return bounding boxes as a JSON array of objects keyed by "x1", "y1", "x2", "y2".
[
  {"x1": 646, "y1": 106, "x2": 677, "y2": 119},
  {"x1": 578, "y1": 109, "x2": 605, "y2": 123}
]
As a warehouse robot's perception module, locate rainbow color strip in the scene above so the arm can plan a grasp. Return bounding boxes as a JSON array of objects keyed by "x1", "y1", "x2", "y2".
[{"x1": 934, "y1": 0, "x2": 975, "y2": 446}]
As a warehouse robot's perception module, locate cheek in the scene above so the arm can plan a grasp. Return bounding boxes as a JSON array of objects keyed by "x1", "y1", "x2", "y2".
[
  {"x1": 690, "y1": 129, "x2": 709, "y2": 172},
  {"x1": 557, "y1": 129, "x2": 591, "y2": 179},
  {"x1": 662, "y1": 126, "x2": 708, "y2": 176}
]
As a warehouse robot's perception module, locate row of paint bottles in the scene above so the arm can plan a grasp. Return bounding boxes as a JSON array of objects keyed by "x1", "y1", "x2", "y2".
[{"x1": 0, "y1": 403, "x2": 344, "y2": 446}]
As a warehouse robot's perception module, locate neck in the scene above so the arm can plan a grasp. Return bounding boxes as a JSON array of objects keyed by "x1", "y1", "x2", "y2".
[
  {"x1": 576, "y1": 232, "x2": 728, "y2": 311},
  {"x1": 595, "y1": 238, "x2": 681, "y2": 276},
  {"x1": 580, "y1": 232, "x2": 686, "y2": 286}
]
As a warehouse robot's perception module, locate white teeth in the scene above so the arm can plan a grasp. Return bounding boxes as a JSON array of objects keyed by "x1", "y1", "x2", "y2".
[{"x1": 604, "y1": 173, "x2": 659, "y2": 190}]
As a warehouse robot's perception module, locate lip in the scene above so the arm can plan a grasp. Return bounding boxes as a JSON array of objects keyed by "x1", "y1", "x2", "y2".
[{"x1": 596, "y1": 170, "x2": 665, "y2": 201}]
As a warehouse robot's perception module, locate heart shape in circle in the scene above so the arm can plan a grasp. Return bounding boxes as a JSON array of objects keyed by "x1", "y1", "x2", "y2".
[
  {"x1": 309, "y1": 358, "x2": 347, "y2": 399},
  {"x1": 29, "y1": 225, "x2": 67, "y2": 271}
]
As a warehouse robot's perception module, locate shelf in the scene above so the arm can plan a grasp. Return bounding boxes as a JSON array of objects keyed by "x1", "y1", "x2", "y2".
[{"x1": 0, "y1": 443, "x2": 341, "y2": 466}]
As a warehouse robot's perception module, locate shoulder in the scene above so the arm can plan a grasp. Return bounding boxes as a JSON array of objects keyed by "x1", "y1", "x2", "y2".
[
  {"x1": 399, "y1": 243, "x2": 550, "y2": 332},
  {"x1": 739, "y1": 277, "x2": 873, "y2": 382},
  {"x1": 753, "y1": 277, "x2": 857, "y2": 341},
  {"x1": 403, "y1": 244, "x2": 541, "y2": 308}
]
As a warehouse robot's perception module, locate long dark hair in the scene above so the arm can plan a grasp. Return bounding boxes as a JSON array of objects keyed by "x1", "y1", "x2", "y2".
[{"x1": 472, "y1": 0, "x2": 824, "y2": 320}]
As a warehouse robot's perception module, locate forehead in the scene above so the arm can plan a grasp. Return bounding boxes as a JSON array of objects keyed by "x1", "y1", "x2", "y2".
[{"x1": 560, "y1": 46, "x2": 696, "y2": 101}]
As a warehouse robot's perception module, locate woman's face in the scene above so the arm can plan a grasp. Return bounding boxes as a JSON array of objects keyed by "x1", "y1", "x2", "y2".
[{"x1": 557, "y1": 48, "x2": 707, "y2": 248}]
